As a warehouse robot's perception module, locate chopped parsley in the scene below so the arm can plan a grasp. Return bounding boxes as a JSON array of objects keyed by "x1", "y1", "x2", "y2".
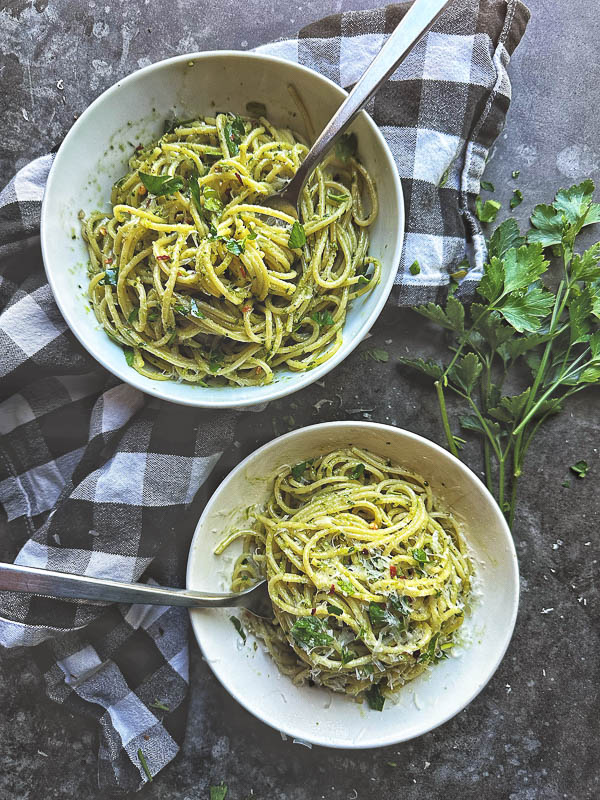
[
  {"x1": 412, "y1": 548, "x2": 429, "y2": 564},
  {"x1": 327, "y1": 191, "x2": 349, "y2": 205},
  {"x1": 326, "y1": 603, "x2": 343, "y2": 616},
  {"x1": 210, "y1": 783, "x2": 228, "y2": 800},
  {"x1": 291, "y1": 616, "x2": 334, "y2": 648},
  {"x1": 190, "y1": 298, "x2": 206, "y2": 319},
  {"x1": 365, "y1": 683, "x2": 385, "y2": 711},
  {"x1": 350, "y1": 462, "x2": 365, "y2": 479},
  {"x1": 570, "y1": 460, "x2": 589, "y2": 478},
  {"x1": 288, "y1": 221, "x2": 306, "y2": 249},
  {"x1": 138, "y1": 171, "x2": 184, "y2": 197},
  {"x1": 137, "y1": 748, "x2": 153, "y2": 782},
  {"x1": 481, "y1": 180, "x2": 495, "y2": 192},
  {"x1": 224, "y1": 115, "x2": 245, "y2": 156},
  {"x1": 512, "y1": 169, "x2": 520, "y2": 179},
  {"x1": 510, "y1": 189, "x2": 523, "y2": 210},
  {"x1": 203, "y1": 186, "x2": 223, "y2": 214},
  {"x1": 311, "y1": 310, "x2": 334, "y2": 326},
  {"x1": 291, "y1": 460, "x2": 312, "y2": 481},
  {"x1": 149, "y1": 700, "x2": 170, "y2": 711},
  {"x1": 123, "y1": 347, "x2": 134, "y2": 367},
  {"x1": 230, "y1": 615, "x2": 246, "y2": 643},
  {"x1": 476, "y1": 197, "x2": 501, "y2": 223},
  {"x1": 361, "y1": 348, "x2": 389, "y2": 363},
  {"x1": 409, "y1": 260, "x2": 421, "y2": 275},
  {"x1": 127, "y1": 308, "x2": 139, "y2": 324}
]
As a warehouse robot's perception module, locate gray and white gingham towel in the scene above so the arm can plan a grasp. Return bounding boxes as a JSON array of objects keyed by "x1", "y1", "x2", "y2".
[{"x1": 0, "y1": 1, "x2": 529, "y2": 792}]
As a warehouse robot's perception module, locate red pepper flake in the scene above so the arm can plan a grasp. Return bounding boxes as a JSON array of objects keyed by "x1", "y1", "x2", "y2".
[
  {"x1": 104, "y1": 257, "x2": 113, "y2": 265},
  {"x1": 328, "y1": 584, "x2": 335, "y2": 595},
  {"x1": 156, "y1": 255, "x2": 170, "y2": 261},
  {"x1": 138, "y1": 185, "x2": 147, "y2": 196},
  {"x1": 99, "y1": 227, "x2": 107, "y2": 236},
  {"x1": 235, "y1": 172, "x2": 243, "y2": 185},
  {"x1": 240, "y1": 265, "x2": 247, "y2": 278},
  {"x1": 311, "y1": 608, "x2": 316, "y2": 616},
  {"x1": 255, "y1": 366, "x2": 262, "y2": 375},
  {"x1": 390, "y1": 565, "x2": 397, "y2": 579},
  {"x1": 241, "y1": 304, "x2": 251, "y2": 313},
  {"x1": 135, "y1": 144, "x2": 143, "y2": 152}
]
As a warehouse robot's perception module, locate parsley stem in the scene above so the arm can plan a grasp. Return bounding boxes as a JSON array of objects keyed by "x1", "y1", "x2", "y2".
[{"x1": 435, "y1": 380, "x2": 458, "y2": 456}]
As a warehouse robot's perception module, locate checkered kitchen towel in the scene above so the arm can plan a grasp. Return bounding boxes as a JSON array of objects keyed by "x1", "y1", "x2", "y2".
[{"x1": 0, "y1": 0, "x2": 528, "y2": 792}]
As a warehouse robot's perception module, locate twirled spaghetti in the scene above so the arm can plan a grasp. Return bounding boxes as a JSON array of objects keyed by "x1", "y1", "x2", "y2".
[
  {"x1": 218, "y1": 447, "x2": 473, "y2": 708},
  {"x1": 81, "y1": 109, "x2": 380, "y2": 386}
]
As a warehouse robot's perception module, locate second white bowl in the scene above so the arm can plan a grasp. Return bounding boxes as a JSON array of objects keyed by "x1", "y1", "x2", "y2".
[{"x1": 187, "y1": 422, "x2": 519, "y2": 748}]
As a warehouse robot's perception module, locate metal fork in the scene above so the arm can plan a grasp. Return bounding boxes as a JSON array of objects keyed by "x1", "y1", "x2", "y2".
[
  {"x1": 0, "y1": 562, "x2": 273, "y2": 619},
  {"x1": 261, "y1": 0, "x2": 452, "y2": 217}
]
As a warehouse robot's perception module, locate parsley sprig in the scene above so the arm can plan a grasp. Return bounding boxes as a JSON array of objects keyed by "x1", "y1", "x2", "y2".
[{"x1": 400, "y1": 179, "x2": 600, "y2": 525}]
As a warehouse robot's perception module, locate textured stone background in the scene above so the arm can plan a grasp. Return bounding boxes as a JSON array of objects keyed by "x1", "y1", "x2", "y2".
[{"x1": 1, "y1": 1, "x2": 599, "y2": 799}]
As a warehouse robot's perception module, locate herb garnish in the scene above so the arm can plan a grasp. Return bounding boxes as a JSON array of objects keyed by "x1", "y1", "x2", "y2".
[
  {"x1": 481, "y1": 180, "x2": 495, "y2": 192},
  {"x1": 409, "y1": 260, "x2": 421, "y2": 275},
  {"x1": 224, "y1": 115, "x2": 245, "y2": 156},
  {"x1": 149, "y1": 700, "x2": 170, "y2": 711},
  {"x1": 291, "y1": 460, "x2": 311, "y2": 481},
  {"x1": 138, "y1": 171, "x2": 184, "y2": 197},
  {"x1": 210, "y1": 783, "x2": 228, "y2": 800},
  {"x1": 288, "y1": 221, "x2": 307, "y2": 249},
  {"x1": 399, "y1": 179, "x2": 600, "y2": 524},
  {"x1": 128, "y1": 308, "x2": 139, "y2": 324},
  {"x1": 510, "y1": 189, "x2": 523, "y2": 210},
  {"x1": 365, "y1": 683, "x2": 385, "y2": 711},
  {"x1": 476, "y1": 197, "x2": 501, "y2": 223},
  {"x1": 412, "y1": 548, "x2": 429, "y2": 564},
  {"x1": 350, "y1": 462, "x2": 365, "y2": 479},
  {"x1": 336, "y1": 132, "x2": 358, "y2": 162},
  {"x1": 230, "y1": 615, "x2": 247, "y2": 642},
  {"x1": 512, "y1": 170, "x2": 520, "y2": 179},
  {"x1": 361, "y1": 348, "x2": 389, "y2": 363},
  {"x1": 291, "y1": 616, "x2": 334, "y2": 648},
  {"x1": 326, "y1": 603, "x2": 343, "y2": 616},
  {"x1": 208, "y1": 351, "x2": 224, "y2": 372},
  {"x1": 327, "y1": 191, "x2": 349, "y2": 205},
  {"x1": 190, "y1": 298, "x2": 206, "y2": 319},
  {"x1": 570, "y1": 460, "x2": 589, "y2": 478},
  {"x1": 311, "y1": 310, "x2": 334, "y2": 326},
  {"x1": 203, "y1": 186, "x2": 223, "y2": 214},
  {"x1": 123, "y1": 347, "x2": 134, "y2": 367}
]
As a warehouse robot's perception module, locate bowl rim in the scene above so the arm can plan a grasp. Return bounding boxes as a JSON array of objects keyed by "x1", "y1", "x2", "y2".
[
  {"x1": 40, "y1": 50, "x2": 404, "y2": 409},
  {"x1": 186, "y1": 420, "x2": 520, "y2": 748}
]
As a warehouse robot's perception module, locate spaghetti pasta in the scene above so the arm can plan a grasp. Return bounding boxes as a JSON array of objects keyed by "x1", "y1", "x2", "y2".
[
  {"x1": 218, "y1": 447, "x2": 473, "y2": 708},
  {"x1": 81, "y1": 111, "x2": 380, "y2": 386}
]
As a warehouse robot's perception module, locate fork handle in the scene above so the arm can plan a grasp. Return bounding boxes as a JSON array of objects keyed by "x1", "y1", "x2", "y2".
[
  {"x1": 285, "y1": 0, "x2": 451, "y2": 198},
  {"x1": 0, "y1": 562, "x2": 244, "y2": 608}
]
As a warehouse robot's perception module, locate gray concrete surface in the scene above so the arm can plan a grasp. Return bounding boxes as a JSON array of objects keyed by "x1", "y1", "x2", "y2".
[{"x1": 1, "y1": 0, "x2": 599, "y2": 798}]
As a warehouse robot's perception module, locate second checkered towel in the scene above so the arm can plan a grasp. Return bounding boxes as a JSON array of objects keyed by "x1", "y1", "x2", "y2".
[{"x1": 0, "y1": 0, "x2": 529, "y2": 792}]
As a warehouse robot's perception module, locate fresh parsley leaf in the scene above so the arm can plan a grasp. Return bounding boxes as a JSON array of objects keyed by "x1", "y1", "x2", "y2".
[
  {"x1": 569, "y1": 286, "x2": 592, "y2": 344},
  {"x1": 291, "y1": 616, "x2": 334, "y2": 649},
  {"x1": 224, "y1": 115, "x2": 245, "y2": 156},
  {"x1": 481, "y1": 180, "x2": 495, "y2": 192},
  {"x1": 512, "y1": 170, "x2": 520, "y2": 179},
  {"x1": 398, "y1": 357, "x2": 444, "y2": 380},
  {"x1": 412, "y1": 548, "x2": 429, "y2": 564},
  {"x1": 341, "y1": 647, "x2": 355, "y2": 665},
  {"x1": 476, "y1": 197, "x2": 501, "y2": 223},
  {"x1": 497, "y1": 285, "x2": 555, "y2": 333},
  {"x1": 409, "y1": 260, "x2": 421, "y2": 275},
  {"x1": 327, "y1": 191, "x2": 349, "y2": 205},
  {"x1": 335, "y1": 132, "x2": 358, "y2": 162},
  {"x1": 449, "y1": 352, "x2": 482, "y2": 394},
  {"x1": 291, "y1": 460, "x2": 311, "y2": 481},
  {"x1": 571, "y1": 243, "x2": 600, "y2": 281},
  {"x1": 210, "y1": 783, "x2": 228, "y2": 800},
  {"x1": 357, "y1": 274, "x2": 371, "y2": 285},
  {"x1": 365, "y1": 684, "x2": 385, "y2": 711},
  {"x1": 123, "y1": 347, "x2": 134, "y2": 367},
  {"x1": 127, "y1": 308, "x2": 139, "y2": 324},
  {"x1": 288, "y1": 221, "x2": 306, "y2": 249},
  {"x1": 502, "y1": 243, "x2": 548, "y2": 294},
  {"x1": 326, "y1": 604, "x2": 343, "y2": 616},
  {"x1": 245, "y1": 101, "x2": 267, "y2": 117},
  {"x1": 361, "y1": 348, "x2": 389, "y2": 363},
  {"x1": 368, "y1": 602, "x2": 387, "y2": 625},
  {"x1": 477, "y1": 256, "x2": 505, "y2": 303},
  {"x1": 350, "y1": 463, "x2": 365, "y2": 479},
  {"x1": 570, "y1": 460, "x2": 589, "y2": 478},
  {"x1": 487, "y1": 218, "x2": 526, "y2": 260},
  {"x1": 415, "y1": 296, "x2": 465, "y2": 332},
  {"x1": 230, "y1": 615, "x2": 246, "y2": 642},
  {"x1": 188, "y1": 170, "x2": 203, "y2": 215},
  {"x1": 389, "y1": 594, "x2": 412, "y2": 616},
  {"x1": 225, "y1": 238, "x2": 245, "y2": 255},
  {"x1": 311, "y1": 310, "x2": 334, "y2": 326},
  {"x1": 138, "y1": 172, "x2": 184, "y2": 196},
  {"x1": 528, "y1": 203, "x2": 564, "y2": 247},
  {"x1": 510, "y1": 189, "x2": 523, "y2": 210},
  {"x1": 100, "y1": 267, "x2": 118, "y2": 286},
  {"x1": 203, "y1": 186, "x2": 223, "y2": 214}
]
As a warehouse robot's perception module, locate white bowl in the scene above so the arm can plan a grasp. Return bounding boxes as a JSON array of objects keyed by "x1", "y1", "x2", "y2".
[
  {"x1": 41, "y1": 52, "x2": 404, "y2": 408},
  {"x1": 187, "y1": 422, "x2": 519, "y2": 748}
]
